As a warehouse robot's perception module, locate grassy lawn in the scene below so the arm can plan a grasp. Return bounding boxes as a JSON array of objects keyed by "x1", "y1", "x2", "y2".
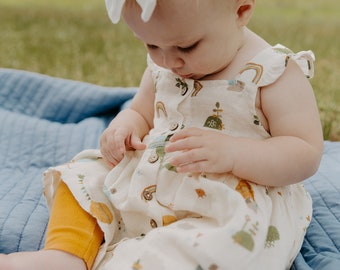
[{"x1": 1, "y1": 0, "x2": 339, "y2": 140}]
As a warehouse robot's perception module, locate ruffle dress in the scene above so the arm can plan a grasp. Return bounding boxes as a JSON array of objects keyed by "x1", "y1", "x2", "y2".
[{"x1": 44, "y1": 44, "x2": 315, "y2": 270}]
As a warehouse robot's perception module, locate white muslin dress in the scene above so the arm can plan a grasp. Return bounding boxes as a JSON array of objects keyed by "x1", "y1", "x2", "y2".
[{"x1": 43, "y1": 44, "x2": 315, "y2": 270}]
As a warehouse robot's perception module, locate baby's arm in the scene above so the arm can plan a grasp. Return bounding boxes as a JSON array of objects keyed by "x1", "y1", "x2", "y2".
[
  {"x1": 250, "y1": 60, "x2": 324, "y2": 185},
  {"x1": 167, "y1": 61, "x2": 324, "y2": 186},
  {"x1": 100, "y1": 67, "x2": 155, "y2": 166}
]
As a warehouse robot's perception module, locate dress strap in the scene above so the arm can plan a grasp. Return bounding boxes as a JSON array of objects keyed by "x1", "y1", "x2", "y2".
[{"x1": 237, "y1": 44, "x2": 315, "y2": 87}]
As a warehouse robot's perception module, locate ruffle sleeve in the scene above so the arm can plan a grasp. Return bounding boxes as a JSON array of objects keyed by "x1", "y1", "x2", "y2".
[{"x1": 238, "y1": 44, "x2": 315, "y2": 87}]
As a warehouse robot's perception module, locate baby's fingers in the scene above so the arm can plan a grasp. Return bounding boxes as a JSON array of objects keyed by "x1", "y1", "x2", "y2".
[
  {"x1": 101, "y1": 144, "x2": 125, "y2": 167},
  {"x1": 100, "y1": 133, "x2": 126, "y2": 166},
  {"x1": 176, "y1": 160, "x2": 210, "y2": 173},
  {"x1": 170, "y1": 148, "x2": 206, "y2": 170},
  {"x1": 169, "y1": 127, "x2": 202, "y2": 142},
  {"x1": 166, "y1": 135, "x2": 202, "y2": 153},
  {"x1": 129, "y1": 134, "x2": 147, "y2": 151}
]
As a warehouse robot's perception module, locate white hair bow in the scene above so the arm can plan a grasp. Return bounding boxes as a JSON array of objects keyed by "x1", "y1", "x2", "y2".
[{"x1": 105, "y1": 0, "x2": 157, "y2": 24}]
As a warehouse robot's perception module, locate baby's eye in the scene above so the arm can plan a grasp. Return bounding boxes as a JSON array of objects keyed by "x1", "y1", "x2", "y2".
[
  {"x1": 177, "y1": 41, "x2": 199, "y2": 53},
  {"x1": 146, "y1": 44, "x2": 158, "y2": 50}
]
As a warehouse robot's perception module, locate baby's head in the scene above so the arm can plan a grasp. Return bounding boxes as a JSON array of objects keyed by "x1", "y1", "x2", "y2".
[{"x1": 106, "y1": 0, "x2": 255, "y2": 79}]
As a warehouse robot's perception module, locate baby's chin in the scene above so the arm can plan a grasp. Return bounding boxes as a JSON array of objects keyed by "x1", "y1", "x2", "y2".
[
  {"x1": 189, "y1": 73, "x2": 207, "y2": 80},
  {"x1": 172, "y1": 70, "x2": 209, "y2": 80}
]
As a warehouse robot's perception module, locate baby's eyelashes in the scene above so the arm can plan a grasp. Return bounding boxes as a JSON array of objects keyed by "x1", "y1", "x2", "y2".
[
  {"x1": 146, "y1": 44, "x2": 158, "y2": 50},
  {"x1": 146, "y1": 40, "x2": 200, "y2": 54},
  {"x1": 177, "y1": 41, "x2": 199, "y2": 54}
]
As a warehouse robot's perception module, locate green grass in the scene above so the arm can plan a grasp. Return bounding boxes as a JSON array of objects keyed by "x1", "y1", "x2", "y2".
[
  {"x1": 0, "y1": 0, "x2": 147, "y2": 86},
  {"x1": 1, "y1": 0, "x2": 339, "y2": 140}
]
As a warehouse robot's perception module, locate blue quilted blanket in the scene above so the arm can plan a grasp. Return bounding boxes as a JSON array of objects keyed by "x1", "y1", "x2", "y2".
[
  {"x1": 0, "y1": 68, "x2": 136, "y2": 252},
  {"x1": 0, "y1": 68, "x2": 339, "y2": 269}
]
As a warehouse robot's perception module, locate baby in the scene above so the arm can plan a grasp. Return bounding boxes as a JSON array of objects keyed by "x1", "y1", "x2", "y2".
[{"x1": 0, "y1": 0, "x2": 323, "y2": 269}]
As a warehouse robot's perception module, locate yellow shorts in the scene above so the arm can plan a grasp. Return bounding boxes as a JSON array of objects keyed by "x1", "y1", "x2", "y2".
[{"x1": 44, "y1": 181, "x2": 104, "y2": 270}]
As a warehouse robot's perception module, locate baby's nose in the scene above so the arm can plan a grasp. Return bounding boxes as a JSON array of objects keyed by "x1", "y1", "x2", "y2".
[{"x1": 162, "y1": 50, "x2": 184, "y2": 70}]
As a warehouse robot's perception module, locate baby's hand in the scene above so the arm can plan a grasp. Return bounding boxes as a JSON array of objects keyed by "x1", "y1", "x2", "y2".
[
  {"x1": 165, "y1": 127, "x2": 235, "y2": 174},
  {"x1": 100, "y1": 126, "x2": 146, "y2": 167}
]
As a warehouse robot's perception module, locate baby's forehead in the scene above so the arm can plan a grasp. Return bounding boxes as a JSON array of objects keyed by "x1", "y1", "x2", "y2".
[{"x1": 123, "y1": 0, "x2": 231, "y2": 46}]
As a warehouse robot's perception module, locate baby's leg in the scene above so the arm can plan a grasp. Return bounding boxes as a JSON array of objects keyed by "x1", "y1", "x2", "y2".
[
  {"x1": 0, "y1": 181, "x2": 103, "y2": 270},
  {"x1": 0, "y1": 250, "x2": 86, "y2": 270}
]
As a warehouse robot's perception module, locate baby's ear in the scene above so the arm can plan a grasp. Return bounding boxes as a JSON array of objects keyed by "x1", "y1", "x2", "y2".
[{"x1": 236, "y1": 0, "x2": 255, "y2": 27}]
